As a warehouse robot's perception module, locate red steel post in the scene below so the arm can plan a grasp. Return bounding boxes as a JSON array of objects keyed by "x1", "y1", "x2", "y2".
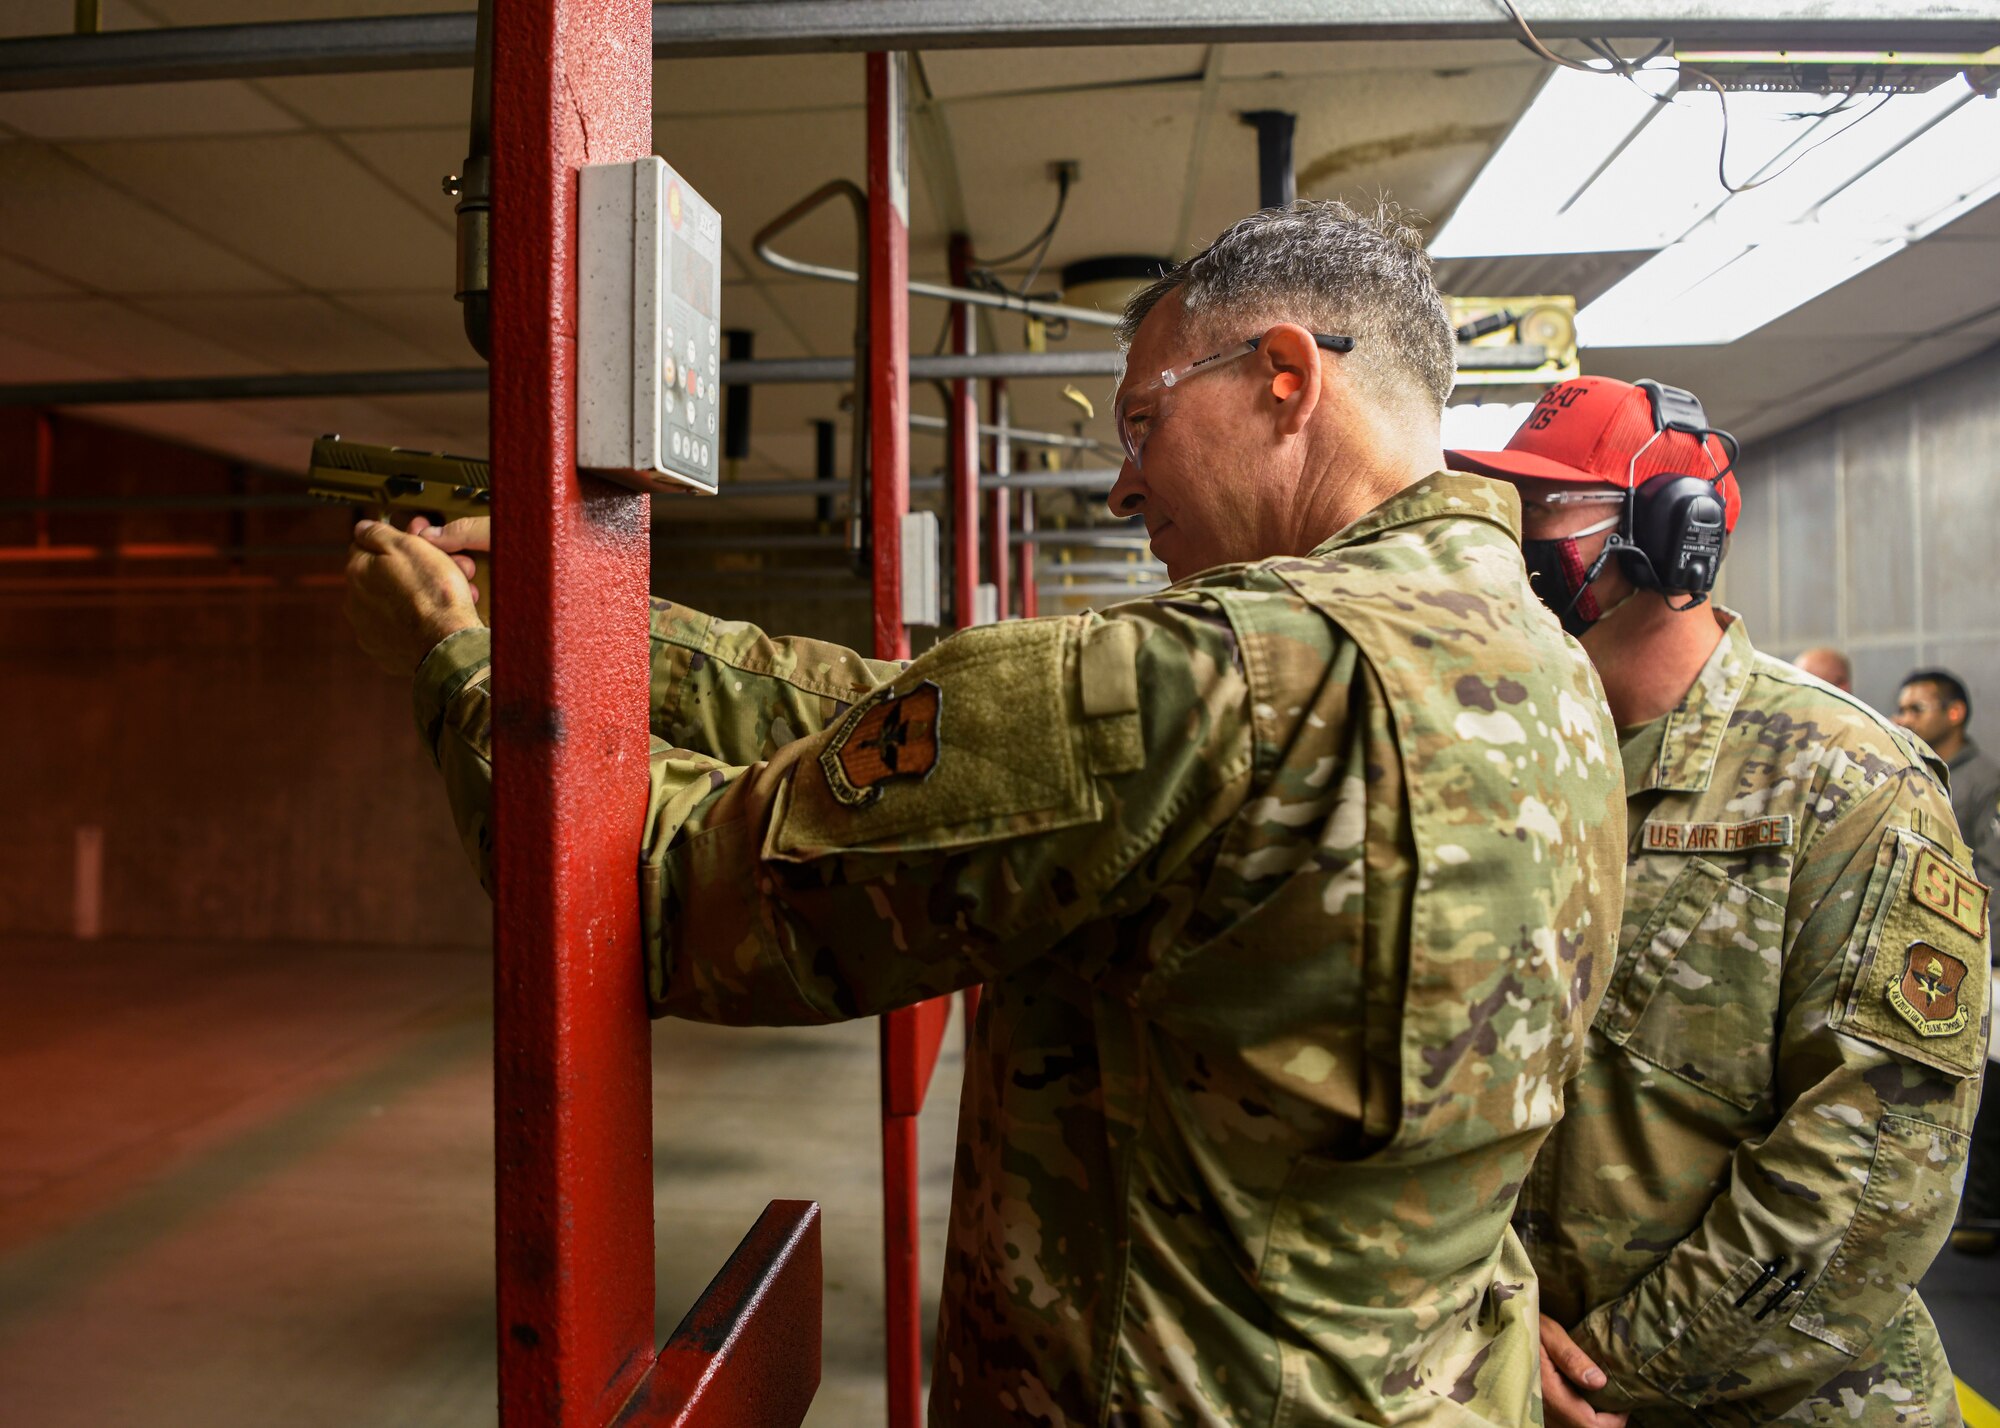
[
  {"x1": 489, "y1": 2, "x2": 657, "y2": 1424},
  {"x1": 866, "y1": 52, "x2": 930, "y2": 1428},
  {"x1": 867, "y1": 52, "x2": 910, "y2": 669},
  {"x1": 985, "y1": 380, "x2": 1010, "y2": 620},
  {"x1": 946, "y1": 233, "x2": 979, "y2": 629},
  {"x1": 1017, "y1": 483, "x2": 1038, "y2": 619}
]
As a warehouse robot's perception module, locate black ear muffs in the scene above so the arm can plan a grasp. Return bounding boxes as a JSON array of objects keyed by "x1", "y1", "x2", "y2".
[{"x1": 1614, "y1": 472, "x2": 1729, "y2": 598}]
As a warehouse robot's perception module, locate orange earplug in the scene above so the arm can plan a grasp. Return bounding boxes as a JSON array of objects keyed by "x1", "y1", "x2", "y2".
[{"x1": 1272, "y1": 372, "x2": 1302, "y2": 401}]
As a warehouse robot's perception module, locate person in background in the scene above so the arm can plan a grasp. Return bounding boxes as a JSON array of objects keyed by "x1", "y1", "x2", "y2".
[
  {"x1": 1452, "y1": 376, "x2": 1986, "y2": 1428},
  {"x1": 1793, "y1": 645, "x2": 1852, "y2": 692},
  {"x1": 1894, "y1": 669, "x2": 2000, "y2": 879}
]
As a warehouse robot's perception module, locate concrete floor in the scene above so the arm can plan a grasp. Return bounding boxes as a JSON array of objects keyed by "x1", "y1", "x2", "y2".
[
  {"x1": 1, "y1": 935, "x2": 1994, "y2": 1426},
  {"x1": 0, "y1": 937, "x2": 962, "y2": 1427}
]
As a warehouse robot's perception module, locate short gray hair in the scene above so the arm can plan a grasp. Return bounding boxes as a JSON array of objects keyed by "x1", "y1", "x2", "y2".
[{"x1": 1120, "y1": 200, "x2": 1455, "y2": 412}]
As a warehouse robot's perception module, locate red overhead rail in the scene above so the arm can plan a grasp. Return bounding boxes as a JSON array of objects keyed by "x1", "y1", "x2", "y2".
[{"x1": 488, "y1": 1, "x2": 818, "y2": 1424}]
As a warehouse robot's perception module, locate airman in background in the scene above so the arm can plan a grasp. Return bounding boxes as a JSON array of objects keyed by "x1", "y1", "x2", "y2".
[
  {"x1": 1792, "y1": 646, "x2": 1852, "y2": 693},
  {"x1": 347, "y1": 202, "x2": 1628, "y2": 1425},
  {"x1": 1455, "y1": 377, "x2": 1988, "y2": 1428}
]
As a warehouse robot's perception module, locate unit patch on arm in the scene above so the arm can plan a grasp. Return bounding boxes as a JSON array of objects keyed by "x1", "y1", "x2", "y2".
[
  {"x1": 1888, "y1": 942, "x2": 1972, "y2": 1037},
  {"x1": 1838, "y1": 828, "x2": 1991, "y2": 1077},
  {"x1": 821, "y1": 680, "x2": 942, "y2": 807}
]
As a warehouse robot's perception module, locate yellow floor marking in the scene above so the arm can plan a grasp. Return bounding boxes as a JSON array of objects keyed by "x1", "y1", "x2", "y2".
[{"x1": 1962, "y1": 1377, "x2": 2000, "y2": 1428}]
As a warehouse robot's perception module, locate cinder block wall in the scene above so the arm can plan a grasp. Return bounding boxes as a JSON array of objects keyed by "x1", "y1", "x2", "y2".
[{"x1": 1720, "y1": 340, "x2": 2000, "y2": 753}]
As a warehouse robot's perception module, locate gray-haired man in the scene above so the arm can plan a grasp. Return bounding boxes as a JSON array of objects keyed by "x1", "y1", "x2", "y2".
[{"x1": 346, "y1": 201, "x2": 1626, "y2": 1425}]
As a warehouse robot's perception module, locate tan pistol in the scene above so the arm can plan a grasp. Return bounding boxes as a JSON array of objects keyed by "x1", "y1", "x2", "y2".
[{"x1": 306, "y1": 435, "x2": 495, "y2": 618}]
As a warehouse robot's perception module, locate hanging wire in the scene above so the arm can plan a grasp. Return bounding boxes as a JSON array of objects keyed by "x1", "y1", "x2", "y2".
[
  {"x1": 1678, "y1": 66, "x2": 1893, "y2": 194},
  {"x1": 1496, "y1": 0, "x2": 1902, "y2": 197},
  {"x1": 975, "y1": 167, "x2": 1072, "y2": 269}
]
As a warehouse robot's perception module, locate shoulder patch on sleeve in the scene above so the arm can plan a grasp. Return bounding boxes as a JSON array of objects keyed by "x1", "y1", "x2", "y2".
[
  {"x1": 821, "y1": 680, "x2": 941, "y2": 806},
  {"x1": 771, "y1": 618, "x2": 1097, "y2": 858},
  {"x1": 1838, "y1": 828, "x2": 1991, "y2": 1077}
]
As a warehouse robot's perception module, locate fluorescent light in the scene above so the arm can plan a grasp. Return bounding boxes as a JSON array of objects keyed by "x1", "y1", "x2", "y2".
[
  {"x1": 1441, "y1": 400, "x2": 1539, "y2": 452},
  {"x1": 1577, "y1": 80, "x2": 2000, "y2": 346},
  {"x1": 1431, "y1": 68, "x2": 1671, "y2": 258},
  {"x1": 1433, "y1": 70, "x2": 1982, "y2": 260}
]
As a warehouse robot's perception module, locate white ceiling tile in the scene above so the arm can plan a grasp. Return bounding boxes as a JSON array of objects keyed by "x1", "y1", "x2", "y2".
[
  {"x1": 0, "y1": 142, "x2": 286, "y2": 293},
  {"x1": 1222, "y1": 40, "x2": 1530, "y2": 78},
  {"x1": 1731, "y1": 335, "x2": 1997, "y2": 443},
  {"x1": 657, "y1": 54, "x2": 867, "y2": 115},
  {"x1": 256, "y1": 70, "x2": 475, "y2": 131},
  {"x1": 335, "y1": 126, "x2": 466, "y2": 218},
  {"x1": 0, "y1": 328, "x2": 119, "y2": 384},
  {"x1": 0, "y1": 81, "x2": 298, "y2": 141},
  {"x1": 0, "y1": 252, "x2": 77, "y2": 297},
  {"x1": 143, "y1": 0, "x2": 469, "y2": 20},
  {"x1": 0, "y1": 296, "x2": 276, "y2": 376},
  {"x1": 947, "y1": 86, "x2": 1205, "y2": 280},
  {"x1": 1177, "y1": 65, "x2": 1541, "y2": 251},
  {"x1": 131, "y1": 293, "x2": 440, "y2": 373},
  {"x1": 67, "y1": 132, "x2": 451, "y2": 290},
  {"x1": 333, "y1": 291, "x2": 482, "y2": 366},
  {"x1": 1754, "y1": 235, "x2": 2000, "y2": 341},
  {"x1": 919, "y1": 47, "x2": 1208, "y2": 101},
  {"x1": 652, "y1": 108, "x2": 867, "y2": 275}
]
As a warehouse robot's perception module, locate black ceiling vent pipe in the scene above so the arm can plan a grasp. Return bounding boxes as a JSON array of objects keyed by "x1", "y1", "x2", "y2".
[{"x1": 1240, "y1": 109, "x2": 1297, "y2": 210}]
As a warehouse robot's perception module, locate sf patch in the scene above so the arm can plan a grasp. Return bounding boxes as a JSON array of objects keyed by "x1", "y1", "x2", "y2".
[
  {"x1": 1887, "y1": 941, "x2": 1972, "y2": 1037},
  {"x1": 1909, "y1": 845, "x2": 1989, "y2": 937},
  {"x1": 822, "y1": 681, "x2": 942, "y2": 806}
]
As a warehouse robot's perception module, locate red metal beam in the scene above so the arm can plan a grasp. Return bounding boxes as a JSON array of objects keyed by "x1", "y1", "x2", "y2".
[
  {"x1": 946, "y1": 233, "x2": 978, "y2": 630},
  {"x1": 985, "y1": 379, "x2": 1010, "y2": 620},
  {"x1": 489, "y1": 1, "x2": 658, "y2": 1424},
  {"x1": 611, "y1": 1202, "x2": 823, "y2": 1428}
]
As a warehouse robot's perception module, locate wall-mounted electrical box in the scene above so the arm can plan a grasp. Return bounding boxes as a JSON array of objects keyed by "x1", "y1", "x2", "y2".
[{"x1": 578, "y1": 156, "x2": 723, "y2": 494}]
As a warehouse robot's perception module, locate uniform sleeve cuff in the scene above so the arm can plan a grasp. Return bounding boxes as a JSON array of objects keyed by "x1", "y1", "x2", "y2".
[{"x1": 413, "y1": 624, "x2": 493, "y2": 758}]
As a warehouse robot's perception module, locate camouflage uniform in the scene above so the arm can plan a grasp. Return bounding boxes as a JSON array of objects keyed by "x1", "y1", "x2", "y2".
[
  {"x1": 413, "y1": 473, "x2": 1627, "y2": 1426},
  {"x1": 1517, "y1": 613, "x2": 1990, "y2": 1427}
]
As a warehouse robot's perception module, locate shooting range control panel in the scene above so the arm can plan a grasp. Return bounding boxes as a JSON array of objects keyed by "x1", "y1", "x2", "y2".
[{"x1": 578, "y1": 156, "x2": 723, "y2": 494}]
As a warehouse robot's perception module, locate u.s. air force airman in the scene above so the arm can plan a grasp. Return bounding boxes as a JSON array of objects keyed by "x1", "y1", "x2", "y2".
[
  {"x1": 1455, "y1": 377, "x2": 1989, "y2": 1428},
  {"x1": 346, "y1": 201, "x2": 1628, "y2": 1425}
]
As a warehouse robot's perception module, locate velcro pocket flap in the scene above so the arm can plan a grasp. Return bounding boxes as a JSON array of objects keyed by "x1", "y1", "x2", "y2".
[{"x1": 769, "y1": 618, "x2": 1098, "y2": 858}]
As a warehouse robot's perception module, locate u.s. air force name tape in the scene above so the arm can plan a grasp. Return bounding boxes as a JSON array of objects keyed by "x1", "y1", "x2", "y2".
[{"x1": 1641, "y1": 815, "x2": 1794, "y2": 854}]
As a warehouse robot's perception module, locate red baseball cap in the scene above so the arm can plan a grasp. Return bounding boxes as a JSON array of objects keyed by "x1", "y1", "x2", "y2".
[{"x1": 1449, "y1": 375, "x2": 1741, "y2": 531}]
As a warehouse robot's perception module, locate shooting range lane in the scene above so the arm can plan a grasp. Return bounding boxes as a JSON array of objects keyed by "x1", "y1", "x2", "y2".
[{"x1": 0, "y1": 935, "x2": 965, "y2": 1427}]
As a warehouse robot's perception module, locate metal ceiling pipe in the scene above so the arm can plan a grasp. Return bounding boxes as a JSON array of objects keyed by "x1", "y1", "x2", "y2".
[
  {"x1": 1, "y1": 339, "x2": 1542, "y2": 408},
  {"x1": 448, "y1": 0, "x2": 493, "y2": 360},
  {"x1": 1241, "y1": 110, "x2": 1297, "y2": 209},
  {"x1": 3, "y1": 4, "x2": 1993, "y2": 91},
  {"x1": 756, "y1": 182, "x2": 1120, "y2": 331},
  {"x1": 909, "y1": 410, "x2": 1108, "y2": 454}
]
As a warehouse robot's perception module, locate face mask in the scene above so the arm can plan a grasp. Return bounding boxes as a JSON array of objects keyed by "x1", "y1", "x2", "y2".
[{"x1": 1522, "y1": 513, "x2": 1621, "y2": 638}]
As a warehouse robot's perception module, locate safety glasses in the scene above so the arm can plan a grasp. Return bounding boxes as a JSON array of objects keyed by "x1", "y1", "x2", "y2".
[{"x1": 1116, "y1": 331, "x2": 1356, "y2": 470}]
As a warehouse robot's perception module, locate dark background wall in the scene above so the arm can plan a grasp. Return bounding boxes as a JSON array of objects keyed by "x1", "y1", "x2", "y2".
[
  {"x1": 1721, "y1": 341, "x2": 2000, "y2": 752},
  {"x1": 0, "y1": 410, "x2": 870, "y2": 947}
]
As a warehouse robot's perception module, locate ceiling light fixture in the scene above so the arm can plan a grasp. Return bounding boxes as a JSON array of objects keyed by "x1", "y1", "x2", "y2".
[
  {"x1": 1577, "y1": 78, "x2": 2000, "y2": 346},
  {"x1": 1432, "y1": 61, "x2": 2000, "y2": 348}
]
